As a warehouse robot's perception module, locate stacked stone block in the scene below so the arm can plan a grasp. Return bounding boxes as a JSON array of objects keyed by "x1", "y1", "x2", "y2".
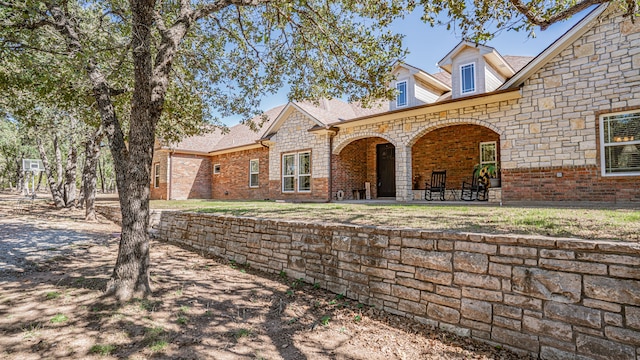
[{"x1": 152, "y1": 211, "x2": 640, "y2": 359}]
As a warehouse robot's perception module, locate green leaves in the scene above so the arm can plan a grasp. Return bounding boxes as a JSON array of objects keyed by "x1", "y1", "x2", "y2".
[{"x1": 417, "y1": 0, "x2": 637, "y2": 42}]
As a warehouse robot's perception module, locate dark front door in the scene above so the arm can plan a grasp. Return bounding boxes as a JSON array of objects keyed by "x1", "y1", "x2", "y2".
[{"x1": 376, "y1": 143, "x2": 396, "y2": 197}]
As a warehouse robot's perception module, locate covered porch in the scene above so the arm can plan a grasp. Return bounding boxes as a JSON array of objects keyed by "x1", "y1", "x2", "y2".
[{"x1": 331, "y1": 123, "x2": 501, "y2": 202}]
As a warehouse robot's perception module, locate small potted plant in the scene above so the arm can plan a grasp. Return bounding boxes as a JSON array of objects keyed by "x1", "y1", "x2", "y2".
[{"x1": 476, "y1": 163, "x2": 501, "y2": 188}]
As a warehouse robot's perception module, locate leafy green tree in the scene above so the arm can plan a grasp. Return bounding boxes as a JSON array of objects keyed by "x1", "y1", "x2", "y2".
[
  {"x1": 2, "y1": 0, "x2": 635, "y2": 302},
  {"x1": 1, "y1": 0, "x2": 405, "y2": 301},
  {"x1": 418, "y1": 0, "x2": 638, "y2": 41},
  {"x1": 0, "y1": 116, "x2": 37, "y2": 190}
]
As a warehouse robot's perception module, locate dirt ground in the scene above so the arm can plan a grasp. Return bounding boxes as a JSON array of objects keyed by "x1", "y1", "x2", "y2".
[{"x1": 0, "y1": 198, "x2": 528, "y2": 359}]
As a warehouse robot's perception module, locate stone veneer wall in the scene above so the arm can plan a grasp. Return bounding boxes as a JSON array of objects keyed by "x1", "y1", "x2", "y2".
[
  {"x1": 330, "y1": 10, "x2": 640, "y2": 203},
  {"x1": 150, "y1": 211, "x2": 640, "y2": 359},
  {"x1": 268, "y1": 109, "x2": 332, "y2": 201}
]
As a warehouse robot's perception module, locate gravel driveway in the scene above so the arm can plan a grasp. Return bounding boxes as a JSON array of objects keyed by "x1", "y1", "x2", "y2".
[{"x1": 0, "y1": 195, "x2": 120, "y2": 273}]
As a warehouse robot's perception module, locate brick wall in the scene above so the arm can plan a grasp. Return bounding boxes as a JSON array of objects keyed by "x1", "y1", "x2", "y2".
[
  {"x1": 211, "y1": 148, "x2": 270, "y2": 200},
  {"x1": 332, "y1": 137, "x2": 388, "y2": 199},
  {"x1": 412, "y1": 125, "x2": 499, "y2": 190},
  {"x1": 503, "y1": 165, "x2": 640, "y2": 203},
  {"x1": 153, "y1": 211, "x2": 640, "y2": 359},
  {"x1": 268, "y1": 177, "x2": 329, "y2": 202},
  {"x1": 150, "y1": 151, "x2": 168, "y2": 200},
  {"x1": 170, "y1": 154, "x2": 212, "y2": 200}
]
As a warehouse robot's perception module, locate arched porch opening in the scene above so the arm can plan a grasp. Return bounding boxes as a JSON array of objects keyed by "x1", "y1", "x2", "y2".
[
  {"x1": 411, "y1": 124, "x2": 500, "y2": 196},
  {"x1": 332, "y1": 137, "x2": 395, "y2": 200}
]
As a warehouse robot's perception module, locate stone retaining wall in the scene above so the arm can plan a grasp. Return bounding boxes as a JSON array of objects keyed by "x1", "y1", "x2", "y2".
[{"x1": 102, "y1": 207, "x2": 640, "y2": 359}]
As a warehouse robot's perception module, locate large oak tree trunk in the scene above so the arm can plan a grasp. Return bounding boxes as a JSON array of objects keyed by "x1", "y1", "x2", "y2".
[
  {"x1": 82, "y1": 126, "x2": 103, "y2": 220},
  {"x1": 102, "y1": 0, "x2": 156, "y2": 301},
  {"x1": 49, "y1": 0, "x2": 189, "y2": 301}
]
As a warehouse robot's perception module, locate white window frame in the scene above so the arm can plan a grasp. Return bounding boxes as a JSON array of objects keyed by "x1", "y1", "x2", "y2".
[
  {"x1": 396, "y1": 80, "x2": 407, "y2": 107},
  {"x1": 281, "y1": 151, "x2": 312, "y2": 193},
  {"x1": 153, "y1": 163, "x2": 160, "y2": 188},
  {"x1": 460, "y1": 63, "x2": 476, "y2": 94},
  {"x1": 298, "y1": 152, "x2": 311, "y2": 192},
  {"x1": 600, "y1": 110, "x2": 640, "y2": 177},
  {"x1": 480, "y1": 141, "x2": 497, "y2": 167},
  {"x1": 249, "y1": 159, "x2": 259, "y2": 188},
  {"x1": 213, "y1": 164, "x2": 221, "y2": 174}
]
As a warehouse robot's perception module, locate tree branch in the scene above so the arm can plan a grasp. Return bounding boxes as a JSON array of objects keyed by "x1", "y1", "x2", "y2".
[
  {"x1": 508, "y1": 0, "x2": 606, "y2": 30},
  {"x1": 192, "y1": 0, "x2": 272, "y2": 21}
]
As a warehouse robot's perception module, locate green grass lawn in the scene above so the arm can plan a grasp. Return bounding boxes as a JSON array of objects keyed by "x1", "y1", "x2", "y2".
[{"x1": 150, "y1": 200, "x2": 640, "y2": 242}]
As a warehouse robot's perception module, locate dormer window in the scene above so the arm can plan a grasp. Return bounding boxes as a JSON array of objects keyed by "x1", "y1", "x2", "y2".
[
  {"x1": 396, "y1": 81, "x2": 407, "y2": 107},
  {"x1": 460, "y1": 63, "x2": 475, "y2": 94}
]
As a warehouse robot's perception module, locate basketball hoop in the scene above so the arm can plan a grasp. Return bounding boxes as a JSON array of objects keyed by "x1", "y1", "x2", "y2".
[{"x1": 21, "y1": 159, "x2": 44, "y2": 198}]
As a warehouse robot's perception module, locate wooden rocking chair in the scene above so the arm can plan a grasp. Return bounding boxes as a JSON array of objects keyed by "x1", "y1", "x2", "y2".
[
  {"x1": 461, "y1": 171, "x2": 488, "y2": 201},
  {"x1": 424, "y1": 170, "x2": 446, "y2": 201}
]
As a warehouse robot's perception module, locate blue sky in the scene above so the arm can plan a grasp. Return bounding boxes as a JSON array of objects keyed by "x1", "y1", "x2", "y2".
[{"x1": 219, "y1": 7, "x2": 592, "y2": 126}]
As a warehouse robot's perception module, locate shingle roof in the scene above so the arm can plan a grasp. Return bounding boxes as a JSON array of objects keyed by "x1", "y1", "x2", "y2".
[
  {"x1": 170, "y1": 53, "x2": 536, "y2": 153},
  {"x1": 503, "y1": 55, "x2": 535, "y2": 72},
  {"x1": 210, "y1": 105, "x2": 286, "y2": 151},
  {"x1": 295, "y1": 99, "x2": 386, "y2": 125},
  {"x1": 170, "y1": 129, "x2": 226, "y2": 153},
  {"x1": 432, "y1": 71, "x2": 452, "y2": 87}
]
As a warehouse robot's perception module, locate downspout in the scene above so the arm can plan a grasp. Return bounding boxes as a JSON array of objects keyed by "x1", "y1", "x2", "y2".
[
  {"x1": 327, "y1": 128, "x2": 338, "y2": 203},
  {"x1": 168, "y1": 150, "x2": 173, "y2": 200},
  {"x1": 328, "y1": 134, "x2": 333, "y2": 202}
]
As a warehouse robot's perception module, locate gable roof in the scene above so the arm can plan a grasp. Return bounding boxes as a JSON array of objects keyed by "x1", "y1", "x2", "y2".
[
  {"x1": 262, "y1": 98, "x2": 387, "y2": 136},
  {"x1": 438, "y1": 41, "x2": 516, "y2": 78},
  {"x1": 501, "y1": 3, "x2": 610, "y2": 89},
  {"x1": 392, "y1": 62, "x2": 452, "y2": 92}
]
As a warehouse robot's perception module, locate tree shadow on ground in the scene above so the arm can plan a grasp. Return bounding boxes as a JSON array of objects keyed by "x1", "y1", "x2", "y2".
[{"x1": 0, "y1": 203, "x2": 527, "y2": 359}]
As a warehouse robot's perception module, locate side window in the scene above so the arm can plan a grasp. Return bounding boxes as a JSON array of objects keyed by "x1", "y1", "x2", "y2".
[
  {"x1": 282, "y1": 154, "x2": 295, "y2": 192},
  {"x1": 153, "y1": 163, "x2": 160, "y2": 188},
  {"x1": 213, "y1": 164, "x2": 221, "y2": 174},
  {"x1": 249, "y1": 159, "x2": 259, "y2": 187},
  {"x1": 600, "y1": 111, "x2": 640, "y2": 176},
  {"x1": 298, "y1": 152, "x2": 311, "y2": 192}
]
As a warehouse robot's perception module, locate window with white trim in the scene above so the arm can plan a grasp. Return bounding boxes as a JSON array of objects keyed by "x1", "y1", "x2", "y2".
[
  {"x1": 249, "y1": 159, "x2": 259, "y2": 187},
  {"x1": 282, "y1": 151, "x2": 311, "y2": 192},
  {"x1": 396, "y1": 81, "x2": 407, "y2": 107},
  {"x1": 600, "y1": 110, "x2": 640, "y2": 176},
  {"x1": 298, "y1": 152, "x2": 311, "y2": 191},
  {"x1": 480, "y1": 141, "x2": 497, "y2": 168},
  {"x1": 460, "y1": 63, "x2": 475, "y2": 94},
  {"x1": 153, "y1": 163, "x2": 160, "y2": 188},
  {"x1": 213, "y1": 164, "x2": 221, "y2": 174}
]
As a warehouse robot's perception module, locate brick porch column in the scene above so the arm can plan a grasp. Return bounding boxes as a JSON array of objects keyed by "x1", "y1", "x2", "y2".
[{"x1": 395, "y1": 145, "x2": 412, "y2": 202}]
